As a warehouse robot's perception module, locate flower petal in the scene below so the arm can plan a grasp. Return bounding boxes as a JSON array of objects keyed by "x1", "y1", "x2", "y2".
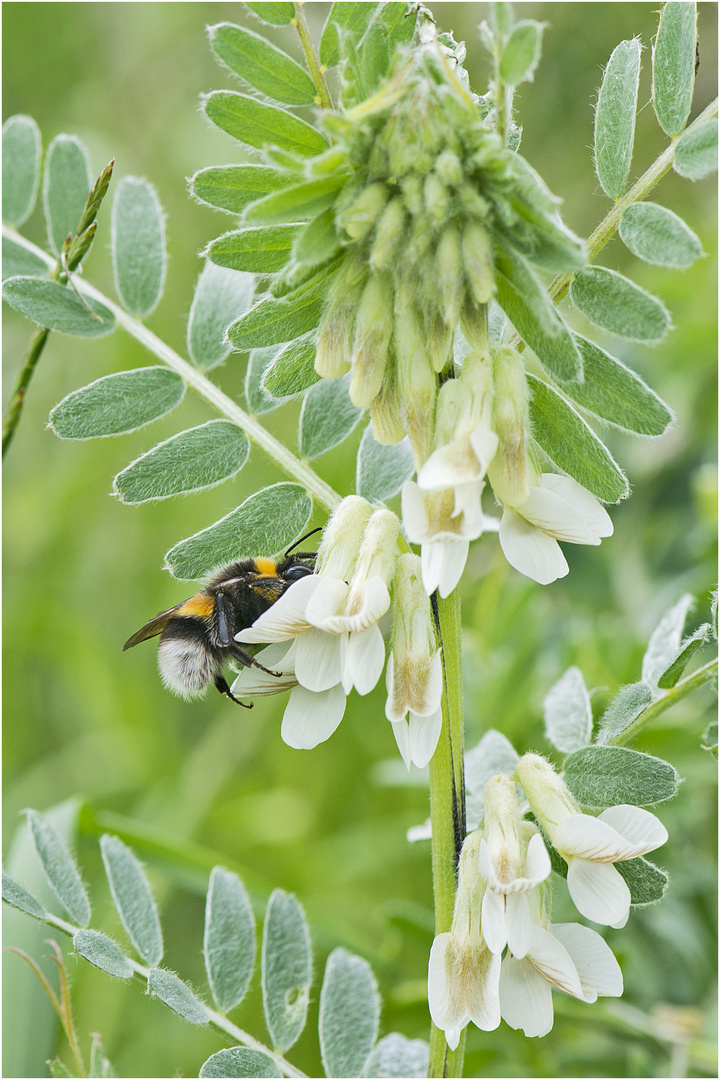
[
  {"x1": 418, "y1": 442, "x2": 484, "y2": 490},
  {"x1": 481, "y1": 886, "x2": 508, "y2": 956},
  {"x1": 540, "y1": 474, "x2": 613, "y2": 538},
  {"x1": 230, "y1": 643, "x2": 297, "y2": 695},
  {"x1": 505, "y1": 892, "x2": 533, "y2": 960},
  {"x1": 553, "y1": 814, "x2": 642, "y2": 862},
  {"x1": 308, "y1": 577, "x2": 390, "y2": 635},
  {"x1": 390, "y1": 718, "x2": 413, "y2": 770},
  {"x1": 401, "y1": 480, "x2": 430, "y2": 543},
  {"x1": 341, "y1": 623, "x2": 386, "y2": 695},
  {"x1": 469, "y1": 426, "x2": 499, "y2": 475},
  {"x1": 597, "y1": 805, "x2": 668, "y2": 855},
  {"x1": 499, "y1": 508, "x2": 569, "y2": 585},
  {"x1": 465, "y1": 949, "x2": 502, "y2": 1033},
  {"x1": 518, "y1": 485, "x2": 600, "y2": 544},
  {"x1": 525, "y1": 924, "x2": 583, "y2": 998},
  {"x1": 551, "y1": 923, "x2": 623, "y2": 1001},
  {"x1": 566, "y1": 859, "x2": 630, "y2": 928},
  {"x1": 421, "y1": 538, "x2": 469, "y2": 597},
  {"x1": 302, "y1": 576, "x2": 349, "y2": 626},
  {"x1": 407, "y1": 708, "x2": 443, "y2": 768},
  {"x1": 294, "y1": 627, "x2": 342, "y2": 692},
  {"x1": 427, "y1": 933, "x2": 466, "y2": 1050},
  {"x1": 280, "y1": 683, "x2": 346, "y2": 749},
  {"x1": 524, "y1": 833, "x2": 552, "y2": 885},
  {"x1": 236, "y1": 574, "x2": 320, "y2": 642},
  {"x1": 499, "y1": 954, "x2": 554, "y2": 1037}
]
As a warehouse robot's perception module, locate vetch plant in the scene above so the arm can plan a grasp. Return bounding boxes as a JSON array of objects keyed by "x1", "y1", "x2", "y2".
[{"x1": 2, "y1": 2, "x2": 717, "y2": 1078}]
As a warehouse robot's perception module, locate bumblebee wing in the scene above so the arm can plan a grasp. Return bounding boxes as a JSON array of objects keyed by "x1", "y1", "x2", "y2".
[{"x1": 123, "y1": 602, "x2": 187, "y2": 650}]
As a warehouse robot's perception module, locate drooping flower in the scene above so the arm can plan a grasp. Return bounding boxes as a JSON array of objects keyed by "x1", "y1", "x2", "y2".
[
  {"x1": 515, "y1": 754, "x2": 668, "y2": 927},
  {"x1": 428, "y1": 831, "x2": 501, "y2": 1049},
  {"x1": 384, "y1": 554, "x2": 443, "y2": 768},
  {"x1": 477, "y1": 775, "x2": 551, "y2": 958}
]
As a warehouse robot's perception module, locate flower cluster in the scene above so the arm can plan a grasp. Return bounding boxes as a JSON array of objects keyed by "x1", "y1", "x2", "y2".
[
  {"x1": 232, "y1": 497, "x2": 442, "y2": 767},
  {"x1": 429, "y1": 761, "x2": 667, "y2": 1043}
]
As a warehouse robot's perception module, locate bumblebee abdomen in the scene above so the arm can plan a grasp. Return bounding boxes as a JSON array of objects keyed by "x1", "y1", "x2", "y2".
[{"x1": 158, "y1": 618, "x2": 222, "y2": 699}]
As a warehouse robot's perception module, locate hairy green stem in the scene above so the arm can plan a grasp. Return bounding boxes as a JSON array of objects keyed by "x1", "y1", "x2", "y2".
[
  {"x1": 2, "y1": 324, "x2": 51, "y2": 456},
  {"x1": 2, "y1": 228, "x2": 342, "y2": 515},
  {"x1": 8, "y1": 907, "x2": 307, "y2": 1079},
  {"x1": 609, "y1": 658, "x2": 718, "y2": 747},
  {"x1": 428, "y1": 588, "x2": 466, "y2": 1079},
  {"x1": 293, "y1": 2, "x2": 333, "y2": 110}
]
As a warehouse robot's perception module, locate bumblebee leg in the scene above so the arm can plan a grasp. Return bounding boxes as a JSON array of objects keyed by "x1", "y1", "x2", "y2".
[
  {"x1": 216, "y1": 592, "x2": 231, "y2": 645},
  {"x1": 214, "y1": 673, "x2": 253, "y2": 708},
  {"x1": 228, "y1": 643, "x2": 283, "y2": 678}
]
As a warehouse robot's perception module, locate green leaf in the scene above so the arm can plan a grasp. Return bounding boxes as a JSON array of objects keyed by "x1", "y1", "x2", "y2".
[
  {"x1": 363, "y1": 1034, "x2": 430, "y2": 1080},
  {"x1": 113, "y1": 421, "x2": 249, "y2": 504},
  {"x1": 465, "y1": 730, "x2": 520, "y2": 823},
  {"x1": 642, "y1": 594, "x2": 693, "y2": 686},
  {"x1": 616, "y1": 857, "x2": 669, "y2": 906},
  {"x1": 543, "y1": 667, "x2": 592, "y2": 753},
  {"x1": 294, "y1": 208, "x2": 342, "y2": 266},
  {"x1": 569, "y1": 266, "x2": 670, "y2": 342},
  {"x1": 499, "y1": 20, "x2": 544, "y2": 85},
  {"x1": 701, "y1": 718, "x2": 718, "y2": 754},
  {"x1": 380, "y1": 1, "x2": 416, "y2": 51},
  {"x1": 3, "y1": 276, "x2": 115, "y2": 337},
  {"x1": 49, "y1": 368, "x2": 184, "y2": 440},
  {"x1": 261, "y1": 333, "x2": 320, "y2": 397},
  {"x1": 652, "y1": 0, "x2": 697, "y2": 136},
  {"x1": 111, "y1": 176, "x2": 166, "y2": 317},
  {"x1": 246, "y1": 346, "x2": 281, "y2": 413},
  {"x1": 555, "y1": 335, "x2": 672, "y2": 437},
  {"x1": 356, "y1": 425, "x2": 414, "y2": 503},
  {"x1": 203, "y1": 91, "x2": 328, "y2": 157},
  {"x1": 595, "y1": 681, "x2": 653, "y2": 745},
  {"x1": 204, "y1": 867, "x2": 256, "y2": 1013},
  {"x1": 498, "y1": 156, "x2": 586, "y2": 272},
  {"x1": 26, "y1": 809, "x2": 90, "y2": 926},
  {"x1": 320, "y1": 3, "x2": 379, "y2": 68},
  {"x1": 2, "y1": 236, "x2": 50, "y2": 280},
  {"x1": 207, "y1": 225, "x2": 301, "y2": 273},
  {"x1": 2, "y1": 872, "x2": 48, "y2": 920},
  {"x1": 200, "y1": 1048, "x2": 282, "y2": 1078},
  {"x1": 147, "y1": 968, "x2": 208, "y2": 1025},
  {"x1": 89, "y1": 1033, "x2": 114, "y2": 1080},
  {"x1": 209, "y1": 23, "x2": 316, "y2": 107},
  {"x1": 227, "y1": 266, "x2": 332, "y2": 349},
  {"x1": 319, "y1": 948, "x2": 379, "y2": 1079},
  {"x1": 356, "y1": 22, "x2": 390, "y2": 98},
  {"x1": 2, "y1": 114, "x2": 42, "y2": 226},
  {"x1": 673, "y1": 118, "x2": 718, "y2": 180},
  {"x1": 49, "y1": 1060, "x2": 74, "y2": 1079},
  {"x1": 244, "y1": 2, "x2": 295, "y2": 26},
  {"x1": 73, "y1": 929, "x2": 133, "y2": 979},
  {"x1": 527, "y1": 374, "x2": 629, "y2": 502},
  {"x1": 100, "y1": 834, "x2": 163, "y2": 966},
  {"x1": 657, "y1": 623, "x2": 711, "y2": 689},
  {"x1": 187, "y1": 261, "x2": 255, "y2": 371},
  {"x1": 262, "y1": 889, "x2": 312, "y2": 1052},
  {"x1": 594, "y1": 38, "x2": 642, "y2": 198},
  {"x1": 299, "y1": 372, "x2": 363, "y2": 459},
  {"x1": 190, "y1": 164, "x2": 296, "y2": 216},
  {"x1": 493, "y1": 245, "x2": 582, "y2": 380},
  {"x1": 244, "y1": 174, "x2": 348, "y2": 226},
  {"x1": 563, "y1": 746, "x2": 681, "y2": 808},
  {"x1": 619, "y1": 202, "x2": 703, "y2": 267},
  {"x1": 165, "y1": 483, "x2": 312, "y2": 580},
  {"x1": 43, "y1": 134, "x2": 91, "y2": 255}
]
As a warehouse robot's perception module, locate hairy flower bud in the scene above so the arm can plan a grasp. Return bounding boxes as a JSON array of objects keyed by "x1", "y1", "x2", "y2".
[
  {"x1": 370, "y1": 362, "x2": 406, "y2": 445},
  {"x1": 350, "y1": 272, "x2": 394, "y2": 407},
  {"x1": 487, "y1": 346, "x2": 531, "y2": 507},
  {"x1": 369, "y1": 196, "x2": 407, "y2": 270},
  {"x1": 436, "y1": 225, "x2": 464, "y2": 327},
  {"x1": 315, "y1": 257, "x2": 366, "y2": 378},
  {"x1": 316, "y1": 495, "x2": 374, "y2": 580},
  {"x1": 462, "y1": 220, "x2": 495, "y2": 305},
  {"x1": 337, "y1": 181, "x2": 390, "y2": 240}
]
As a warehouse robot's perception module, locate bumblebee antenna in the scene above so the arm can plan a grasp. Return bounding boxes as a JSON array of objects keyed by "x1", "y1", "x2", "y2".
[{"x1": 284, "y1": 527, "x2": 322, "y2": 556}]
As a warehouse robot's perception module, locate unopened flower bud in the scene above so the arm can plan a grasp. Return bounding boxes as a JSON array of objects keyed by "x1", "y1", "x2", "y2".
[
  {"x1": 460, "y1": 296, "x2": 489, "y2": 352},
  {"x1": 424, "y1": 172, "x2": 449, "y2": 223},
  {"x1": 315, "y1": 257, "x2": 367, "y2": 379},
  {"x1": 486, "y1": 346, "x2": 530, "y2": 507},
  {"x1": 436, "y1": 225, "x2": 464, "y2": 327},
  {"x1": 315, "y1": 496, "x2": 374, "y2": 580},
  {"x1": 514, "y1": 754, "x2": 579, "y2": 845},
  {"x1": 458, "y1": 182, "x2": 491, "y2": 219},
  {"x1": 338, "y1": 181, "x2": 390, "y2": 240},
  {"x1": 435, "y1": 149, "x2": 463, "y2": 186},
  {"x1": 350, "y1": 273, "x2": 393, "y2": 407},
  {"x1": 370, "y1": 196, "x2": 407, "y2": 270},
  {"x1": 462, "y1": 221, "x2": 495, "y2": 305},
  {"x1": 395, "y1": 281, "x2": 437, "y2": 466},
  {"x1": 400, "y1": 173, "x2": 423, "y2": 216},
  {"x1": 370, "y1": 365, "x2": 406, "y2": 445},
  {"x1": 346, "y1": 508, "x2": 400, "y2": 612}
]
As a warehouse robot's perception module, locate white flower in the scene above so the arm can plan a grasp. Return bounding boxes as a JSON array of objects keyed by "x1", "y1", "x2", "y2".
[
  {"x1": 516, "y1": 754, "x2": 668, "y2": 928},
  {"x1": 427, "y1": 831, "x2": 501, "y2": 1049},
  {"x1": 402, "y1": 480, "x2": 493, "y2": 598},
  {"x1": 477, "y1": 774, "x2": 551, "y2": 958},
  {"x1": 498, "y1": 473, "x2": 613, "y2": 585},
  {"x1": 385, "y1": 554, "x2": 444, "y2": 769},
  {"x1": 499, "y1": 921, "x2": 623, "y2": 1037}
]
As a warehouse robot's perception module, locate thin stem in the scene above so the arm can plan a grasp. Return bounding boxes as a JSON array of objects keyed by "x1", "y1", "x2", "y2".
[
  {"x1": 427, "y1": 588, "x2": 466, "y2": 1079},
  {"x1": 2, "y1": 228, "x2": 342, "y2": 516},
  {"x1": 2, "y1": 325, "x2": 51, "y2": 456},
  {"x1": 12, "y1": 908, "x2": 307, "y2": 1079},
  {"x1": 609, "y1": 658, "x2": 718, "y2": 747},
  {"x1": 293, "y1": 3, "x2": 332, "y2": 110},
  {"x1": 47, "y1": 939, "x2": 87, "y2": 1078}
]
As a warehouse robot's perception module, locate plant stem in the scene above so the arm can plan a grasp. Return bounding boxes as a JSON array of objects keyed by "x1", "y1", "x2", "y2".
[
  {"x1": 293, "y1": 3, "x2": 333, "y2": 110},
  {"x1": 2, "y1": 325, "x2": 51, "y2": 457},
  {"x1": 2, "y1": 228, "x2": 343, "y2": 516},
  {"x1": 428, "y1": 587, "x2": 466, "y2": 1079},
  {"x1": 609, "y1": 658, "x2": 718, "y2": 747}
]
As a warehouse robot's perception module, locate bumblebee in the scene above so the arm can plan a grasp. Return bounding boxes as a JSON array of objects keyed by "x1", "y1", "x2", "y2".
[{"x1": 123, "y1": 531, "x2": 319, "y2": 706}]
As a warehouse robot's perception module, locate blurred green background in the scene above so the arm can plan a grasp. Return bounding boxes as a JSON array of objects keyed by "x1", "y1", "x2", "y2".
[{"x1": 3, "y1": 4, "x2": 717, "y2": 1077}]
